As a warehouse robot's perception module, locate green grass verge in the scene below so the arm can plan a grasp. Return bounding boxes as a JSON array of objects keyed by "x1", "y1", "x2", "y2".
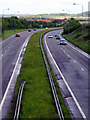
[
  {"x1": 1, "y1": 29, "x2": 28, "y2": 40},
  {"x1": 62, "y1": 23, "x2": 90, "y2": 54},
  {"x1": 10, "y1": 30, "x2": 59, "y2": 119},
  {"x1": 9, "y1": 28, "x2": 71, "y2": 119}
]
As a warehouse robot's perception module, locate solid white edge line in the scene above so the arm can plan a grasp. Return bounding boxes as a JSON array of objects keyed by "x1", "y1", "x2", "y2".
[
  {"x1": 67, "y1": 42, "x2": 90, "y2": 59},
  {"x1": 44, "y1": 34, "x2": 86, "y2": 119},
  {"x1": 59, "y1": 30, "x2": 90, "y2": 59},
  {"x1": 0, "y1": 35, "x2": 30, "y2": 111}
]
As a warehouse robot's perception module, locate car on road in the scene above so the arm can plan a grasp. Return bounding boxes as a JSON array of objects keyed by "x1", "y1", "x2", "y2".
[
  {"x1": 60, "y1": 39, "x2": 67, "y2": 45},
  {"x1": 28, "y1": 29, "x2": 31, "y2": 32},
  {"x1": 33, "y1": 28, "x2": 37, "y2": 31},
  {"x1": 55, "y1": 34, "x2": 58, "y2": 37},
  {"x1": 48, "y1": 35, "x2": 53, "y2": 38},
  {"x1": 45, "y1": 27, "x2": 48, "y2": 30},
  {"x1": 56, "y1": 36, "x2": 60, "y2": 39},
  {"x1": 15, "y1": 33, "x2": 20, "y2": 37}
]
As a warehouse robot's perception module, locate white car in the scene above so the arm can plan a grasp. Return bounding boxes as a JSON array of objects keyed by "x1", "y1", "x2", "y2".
[
  {"x1": 60, "y1": 39, "x2": 67, "y2": 45},
  {"x1": 46, "y1": 27, "x2": 48, "y2": 30},
  {"x1": 48, "y1": 35, "x2": 53, "y2": 38}
]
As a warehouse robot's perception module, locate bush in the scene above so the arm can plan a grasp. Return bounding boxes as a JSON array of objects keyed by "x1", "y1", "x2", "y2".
[
  {"x1": 63, "y1": 20, "x2": 81, "y2": 34},
  {"x1": 2, "y1": 17, "x2": 59, "y2": 32}
]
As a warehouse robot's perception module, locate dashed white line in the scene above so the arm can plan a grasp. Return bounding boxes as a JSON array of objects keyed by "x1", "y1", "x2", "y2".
[
  {"x1": 73, "y1": 60, "x2": 76, "y2": 63},
  {"x1": 81, "y1": 68, "x2": 85, "y2": 71},
  {"x1": 68, "y1": 54, "x2": 70, "y2": 58},
  {"x1": 45, "y1": 34, "x2": 86, "y2": 119},
  {"x1": 59, "y1": 30, "x2": 90, "y2": 59},
  {"x1": 61, "y1": 48, "x2": 65, "y2": 53}
]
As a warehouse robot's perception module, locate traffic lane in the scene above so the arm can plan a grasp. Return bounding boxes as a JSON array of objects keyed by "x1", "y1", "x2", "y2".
[
  {"x1": 1, "y1": 31, "x2": 35, "y2": 61},
  {"x1": 45, "y1": 30, "x2": 88, "y2": 118},
  {"x1": 59, "y1": 29, "x2": 89, "y2": 69},
  {"x1": 1, "y1": 28, "x2": 46, "y2": 53},
  {"x1": 2, "y1": 31, "x2": 33, "y2": 54},
  {"x1": 60, "y1": 45, "x2": 88, "y2": 69},
  {"x1": 48, "y1": 30, "x2": 88, "y2": 70},
  {"x1": 2, "y1": 28, "x2": 45, "y2": 97},
  {"x1": 1, "y1": 29, "x2": 46, "y2": 118},
  {"x1": 1, "y1": 28, "x2": 45, "y2": 52},
  {"x1": 2, "y1": 42, "x2": 21, "y2": 96},
  {"x1": 2, "y1": 31, "x2": 34, "y2": 96},
  {"x1": 59, "y1": 41, "x2": 88, "y2": 70}
]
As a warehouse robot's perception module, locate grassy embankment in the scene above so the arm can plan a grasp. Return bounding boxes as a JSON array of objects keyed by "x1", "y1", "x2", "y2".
[
  {"x1": 1, "y1": 29, "x2": 28, "y2": 40},
  {"x1": 63, "y1": 23, "x2": 90, "y2": 54},
  {"x1": 10, "y1": 29, "x2": 71, "y2": 119}
]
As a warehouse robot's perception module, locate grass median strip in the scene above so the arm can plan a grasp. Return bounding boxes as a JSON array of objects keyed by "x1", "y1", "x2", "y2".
[
  {"x1": 9, "y1": 28, "x2": 72, "y2": 119},
  {"x1": 12, "y1": 30, "x2": 59, "y2": 119}
]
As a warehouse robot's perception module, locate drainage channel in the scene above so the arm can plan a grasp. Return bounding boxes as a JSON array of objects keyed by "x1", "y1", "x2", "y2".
[{"x1": 14, "y1": 80, "x2": 25, "y2": 120}]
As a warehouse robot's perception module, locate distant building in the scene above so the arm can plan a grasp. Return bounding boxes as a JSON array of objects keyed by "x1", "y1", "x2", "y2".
[
  {"x1": 19, "y1": 17, "x2": 52, "y2": 22},
  {"x1": 53, "y1": 18, "x2": 67, "y2": 23},
  {"x1": 19, "y1": 17, "x2": 38, "y2": 21},
  {"x1": 37, "y1": 19, "x2": 52, "y2": 22}
]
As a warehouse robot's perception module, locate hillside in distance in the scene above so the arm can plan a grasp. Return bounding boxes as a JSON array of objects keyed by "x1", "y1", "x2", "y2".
[{"x1": 32, "y1": 11, "x2": 88, "y2": 18}]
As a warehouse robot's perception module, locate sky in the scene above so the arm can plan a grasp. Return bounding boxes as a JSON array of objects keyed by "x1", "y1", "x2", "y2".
[{"x1": 0, "y1": 0, "x2": 89, "y2": 15}]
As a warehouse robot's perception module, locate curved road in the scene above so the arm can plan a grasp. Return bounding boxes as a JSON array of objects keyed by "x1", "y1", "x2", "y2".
[
  {"x1": 1, "y1": 29, "x2": 46, "y2": 98},
  {"x1": 1, "y1": 31, "x2": 34, "y2": 97},
  {"x1": 43, "y1": 29, "x2": 89, "y2": 119},
  {"x1": 0, "y1": 29, "x2": 44, "y2": 118}
]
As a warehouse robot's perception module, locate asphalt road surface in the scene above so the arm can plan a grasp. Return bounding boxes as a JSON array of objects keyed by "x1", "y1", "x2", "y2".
[
  {"x1": 0, "y1": 29, "x2": 43, "y2": 101},
  {"x1": 43, "y1": 29, "x2": 89, "y2": 119},
  {"x1": 0, "y1": 28, "x2": 56, "y2": 119}
]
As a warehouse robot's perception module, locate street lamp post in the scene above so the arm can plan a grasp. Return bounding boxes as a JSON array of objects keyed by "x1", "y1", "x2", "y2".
[
  {"x1": 63, "y1": 9, "x2": 70, "y2": 38},
  {"x1": 73, "y1": 3, "x2": 83, "y2": 47},
  {"x1": 13, "y1": 11, "x2": 19, "y2": 31}
]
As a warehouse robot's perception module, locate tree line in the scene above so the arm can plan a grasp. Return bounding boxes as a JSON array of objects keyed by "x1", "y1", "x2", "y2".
[
  {"x1": 2, "y1": 16, "x2": 60, "y2": 33},
  {"x1": 63, "y1": 19, "x2": 81, "y2": 34}
]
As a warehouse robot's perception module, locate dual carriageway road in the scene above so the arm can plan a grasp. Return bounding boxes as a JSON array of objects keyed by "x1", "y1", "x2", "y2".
[{"x1": 0, "y1": 28, "x2": 89, "y2": 119}]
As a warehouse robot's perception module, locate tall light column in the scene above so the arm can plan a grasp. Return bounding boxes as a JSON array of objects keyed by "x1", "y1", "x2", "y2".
[
  {"x1": 73, "y1": 3, "x2": 83, "y2": 47},
  {"x1": 13, "y1": 11, "x2": 19, "y2": 31},
  {"x1": 63, "y1": 9, "x2": 70, "y2": 38}
]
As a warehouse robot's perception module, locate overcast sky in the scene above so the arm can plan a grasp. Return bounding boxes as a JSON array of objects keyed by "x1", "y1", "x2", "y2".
[{"x1": 0, "y1": 0, "x2": 89, "y2": 15}]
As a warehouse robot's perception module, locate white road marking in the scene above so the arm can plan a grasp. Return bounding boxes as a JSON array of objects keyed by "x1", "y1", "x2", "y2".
[
  {"x1": 59, "y1": 30, "x2": 90, "y2": 59},
  {"x1": 81, "y1": 68, "x2": 85, "y2": 71},
  {"x1": 73, "y1": 60, "x2": 76, "y2": 63},
  {"x1": 61, "y1": 48, "x2": 65, "y2": 53},
  {"x1": 68, "y1": 54, "x2": 70, "y2": 58},
  {"x1": 45, "y1": 34, "x2": 86, "y2": 119},
  {"x1": 0, "y1": 35, "x2": 31, "y2": 112},
  {"x1": 67, "y1": 42, "x2": 90, "y2": 59}
]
